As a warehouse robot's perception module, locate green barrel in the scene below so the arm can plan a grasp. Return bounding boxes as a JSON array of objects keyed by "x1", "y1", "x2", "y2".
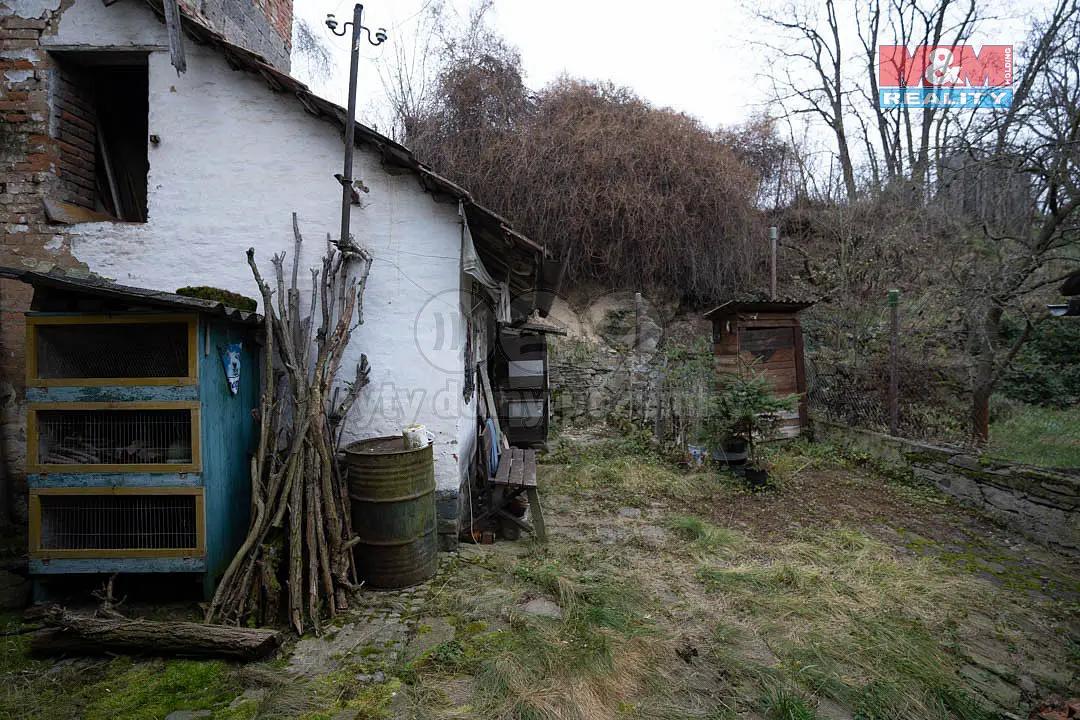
[{"x1": 344, "y1": 436, "x2": 438, "y2": 588}]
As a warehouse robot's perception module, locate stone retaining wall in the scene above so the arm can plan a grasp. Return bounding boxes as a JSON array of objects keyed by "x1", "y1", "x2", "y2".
[
  {"x1": 812, "y1": 420, "x2": 1080, "y2": 555},
  {"x1": 549, "y1": 347, "x2": 661, "y2": 430}
]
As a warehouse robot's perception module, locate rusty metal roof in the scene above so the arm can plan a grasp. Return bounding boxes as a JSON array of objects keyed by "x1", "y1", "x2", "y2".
[
  {"x1": 703, "y1": 299, "x2": 815, "y2": 319},
  {"x1": 0, "y1": 266, "x2": 262, "y2": 324},
  {"x1": 138, "y1": 0, "x2": 549, "y2": 305}
]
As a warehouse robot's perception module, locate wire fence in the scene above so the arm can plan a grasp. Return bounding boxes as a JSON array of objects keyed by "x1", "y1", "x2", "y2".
[{"x1": 802, "y1": 304, "x2": 976, "y2": 448}]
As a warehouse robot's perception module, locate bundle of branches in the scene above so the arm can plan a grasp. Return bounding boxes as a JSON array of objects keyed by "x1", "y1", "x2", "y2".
[{"x1": 206, "y1": 214, "x2": 372, "y2": 634}]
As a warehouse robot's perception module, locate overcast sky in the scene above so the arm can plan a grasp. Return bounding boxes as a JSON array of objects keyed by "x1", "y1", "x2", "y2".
[
  {"x1": 291, "y1": 0, "x2": 1041, "y2": 144},
  {"x1": 292, "y1": 0, "x2": 768, "y2": 131}
]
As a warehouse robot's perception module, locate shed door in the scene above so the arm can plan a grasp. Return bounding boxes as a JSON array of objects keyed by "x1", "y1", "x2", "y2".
[{"x1": 738, "y1": 327, "x2": 801, "y2": 437}]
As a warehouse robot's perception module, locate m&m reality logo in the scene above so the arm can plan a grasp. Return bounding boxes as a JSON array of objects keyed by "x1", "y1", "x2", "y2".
[{"x1": 879, "y1": 45, "x2": 1013, "y2": 108}]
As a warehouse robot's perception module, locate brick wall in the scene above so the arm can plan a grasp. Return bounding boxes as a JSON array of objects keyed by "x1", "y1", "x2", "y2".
[
  {"x1": 50, "y1": 61, "x2": 97, "y2": 209},
  {"x1": 0, "y1": 0, "x2": 296, "y2": 521},
  {"x1": 179, "y1": 0, "x2": 293, "y2": 72},
  {"x1": 0, "y1": 11, "x2": 83, "y2": 521}
]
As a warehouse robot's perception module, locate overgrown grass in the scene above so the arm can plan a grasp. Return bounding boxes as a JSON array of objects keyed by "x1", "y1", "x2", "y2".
[
  {"x1": 0, "y1": 629, "x2": 245, "y2": 720},
  {"x1": 663, "y1": 515, "x2": 741, "y2": 552},
  {"x1": 695, "y1": 526, "x2": 996, "y2": 720},
  {"x1": 81, "y1": 660, "x2": 241, "y2": 720},
  {"x1": 526, "y1": 435, "x2": 1071, "y2": 717},
  {"x1": 542, "y1": 437, "x2": 721, "y2": 510},
  {"x1": 988, "y1": 401, "x2": 1080, "y2": 468},
  {"x1": 759, "y1": 680, "x2": 820, "y2": 720},
  {"x1": 403, "y1": 543, "x2": 672, "y2": 719}
]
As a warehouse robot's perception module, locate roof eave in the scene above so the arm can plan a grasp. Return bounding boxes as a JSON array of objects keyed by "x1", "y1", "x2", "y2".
[
  {"x1": 703, "y1": 300, "x2": 815, "y2": 319},
  {"x1": 0, "y1": 266, "x2": 262, "y2": 324}
]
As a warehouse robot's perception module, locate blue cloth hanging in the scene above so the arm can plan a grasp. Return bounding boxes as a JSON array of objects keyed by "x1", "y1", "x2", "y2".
[{"x1": 486, "y1": 418, "x2": 500, "y2": 475}]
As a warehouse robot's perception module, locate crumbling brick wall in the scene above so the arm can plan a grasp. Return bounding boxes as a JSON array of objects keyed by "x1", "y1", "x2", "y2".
[
  {"x1": 179, "y1": 0, "x2": 293, "y2": 72},
  {"x1": 0, "y1": 11, "x2": 83, "y2": 520}
]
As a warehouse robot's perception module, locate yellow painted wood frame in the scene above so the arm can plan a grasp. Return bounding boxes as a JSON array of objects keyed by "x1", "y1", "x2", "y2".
[
  {"x1": 29, "y1": 486, "x2": 205, "y2": 559},
  {"x1": 26, "y1": 314, "x2": 199, "y2": 387},
  {"x1": 27, "y1": 401, "x2": 202, "y2": 474}
]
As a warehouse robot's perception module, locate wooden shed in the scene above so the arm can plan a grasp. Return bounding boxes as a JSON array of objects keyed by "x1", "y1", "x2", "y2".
[
  {"x1": 2, "y1": 268, "x2": 261, "y2": 599},
  {"x1": 704, "y1": 300, "x2": 813, "y2": 438}
]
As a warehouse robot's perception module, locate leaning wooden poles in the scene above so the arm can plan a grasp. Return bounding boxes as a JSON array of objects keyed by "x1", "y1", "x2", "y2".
[{"x1": 206, "y1": 214, "x2": 372, "y2": 634}]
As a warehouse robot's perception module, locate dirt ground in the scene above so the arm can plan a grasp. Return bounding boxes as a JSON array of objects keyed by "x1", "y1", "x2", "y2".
[
  {"x1": 712, "y1": 466, "x2": 1080, "y2": 605},
  {"x1": 1, "y1": 442, "x2": 1078, "y2": 720}
]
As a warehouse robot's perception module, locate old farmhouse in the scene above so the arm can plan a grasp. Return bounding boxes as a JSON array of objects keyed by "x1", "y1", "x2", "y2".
[{"x1": 0, "y1": 0, "x2": 558, "y2": 555}]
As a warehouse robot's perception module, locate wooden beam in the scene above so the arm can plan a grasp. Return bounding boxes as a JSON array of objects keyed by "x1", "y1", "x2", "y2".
[{"x1": 162, "y1": 0, "x2": 187, "y2": 73}]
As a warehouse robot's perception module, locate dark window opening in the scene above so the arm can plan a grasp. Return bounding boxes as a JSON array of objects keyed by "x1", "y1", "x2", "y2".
[{"x1": 50, "y1": 52, "x2": 149, "y2": 222}]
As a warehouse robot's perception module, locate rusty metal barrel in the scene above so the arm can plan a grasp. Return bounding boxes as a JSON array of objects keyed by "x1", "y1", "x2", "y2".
[{"x1": 343, "y1": 436, "x2": 438, "y2": 588}]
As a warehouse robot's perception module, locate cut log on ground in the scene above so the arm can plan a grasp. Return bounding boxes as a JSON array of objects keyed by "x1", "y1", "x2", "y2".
[{"x1": 31, "y1": 610, "x2": 282, "y2": 661}]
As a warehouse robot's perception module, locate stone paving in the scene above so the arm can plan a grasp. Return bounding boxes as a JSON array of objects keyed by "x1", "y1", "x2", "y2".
[{"x1": 285, "y1": 553, "x2": 455, "y2": 679}]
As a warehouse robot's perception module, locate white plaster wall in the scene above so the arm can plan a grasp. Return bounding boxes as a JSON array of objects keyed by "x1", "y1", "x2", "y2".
[
  {"x1": 43, "y1": 0, "x2": 167, "y2": 48},
  {"x1": 54, "y1": 0, "x2": 475, "y2": 493}
]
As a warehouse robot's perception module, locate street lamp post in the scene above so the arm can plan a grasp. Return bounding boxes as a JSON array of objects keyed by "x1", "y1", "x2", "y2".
[{"x1": 326, "y1": 5, "x2": 386, "y2": 247}]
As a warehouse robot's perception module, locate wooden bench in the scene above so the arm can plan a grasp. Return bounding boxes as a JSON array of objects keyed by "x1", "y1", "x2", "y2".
[{"x1": 475, "y1": 447, "x2": 546, "y2": 541}]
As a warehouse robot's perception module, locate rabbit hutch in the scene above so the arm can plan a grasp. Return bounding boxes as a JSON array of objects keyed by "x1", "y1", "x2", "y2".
[
  {"x1": 704, "y1": 300, "x2": 813, "y2": 438},
  {"x1": 5, "y1": 269, "x2": 261, "y2": 599}
]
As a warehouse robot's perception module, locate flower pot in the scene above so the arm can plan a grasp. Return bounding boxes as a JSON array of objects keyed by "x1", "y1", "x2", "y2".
[
  {"x1": 742, "y1": 464, "x2": 769, "y2": 490},
  {"x1": 713, "y1": 439, "x2": 748, "y2": 467}
]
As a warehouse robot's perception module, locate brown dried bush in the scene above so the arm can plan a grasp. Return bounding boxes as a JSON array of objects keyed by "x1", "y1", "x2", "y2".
[{"x1": 409, "y1": 70, "x2": 769, "y2": 301}]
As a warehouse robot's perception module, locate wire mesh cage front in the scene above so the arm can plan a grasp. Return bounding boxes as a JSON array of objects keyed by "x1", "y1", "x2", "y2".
[
  {"x1": 36, "y1": 408, "x2": 194, "y2": 465},
  {"x1": 34, "y1": 321, "x2": 190, "y2": 380},
  {"x1": 38, "y1": 493, "x2": 199, "y2": 551}
]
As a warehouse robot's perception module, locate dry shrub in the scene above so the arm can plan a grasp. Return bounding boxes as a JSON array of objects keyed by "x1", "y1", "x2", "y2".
[
  {"x1": 410, "y1": 74, "x2": 768, "y2": 301},
  {"x1": 778, "y1": 186, "x2": 965, "y2": 304}
]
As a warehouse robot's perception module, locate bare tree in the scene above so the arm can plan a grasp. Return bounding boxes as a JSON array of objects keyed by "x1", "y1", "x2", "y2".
[
  {"x1": 760, "y1": 0, "x2": 986, "y2": 196},
  {"x1": 758, "y1": 0, "x2": 859, "y2": 203},
  {"x1": 292, "y1": 18, "x2": 334, "y2": 85},
  {"x1": 377, "y1": 0, "x2": 446, "y2": 143},
  {"x1": 378, "y1": 0, "x2": 514, "y2": 144},
  {"x1": 953, "y1": 0, "x2": 1080, "y2": 443}
]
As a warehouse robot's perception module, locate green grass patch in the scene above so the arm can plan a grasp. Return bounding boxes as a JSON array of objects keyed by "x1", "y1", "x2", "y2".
[
  {"x1": 82, "y1": 659, "x2": 240, "y2": 720},
  {"x1": 663, "y1": 515, "x2": 741, "y2": 552},
  {"x1": 407, "y1": 541, "x2": 670, "y2": 719},
  {"x1": 759, "y1": 680, "x2": 820, "y2": 720},
  {"x1": 988, "y1": 401, "x2": 1080, "y2": 468},
  {"x1": 0, "y1": 651, "x2": 243, "y2": 720}
]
